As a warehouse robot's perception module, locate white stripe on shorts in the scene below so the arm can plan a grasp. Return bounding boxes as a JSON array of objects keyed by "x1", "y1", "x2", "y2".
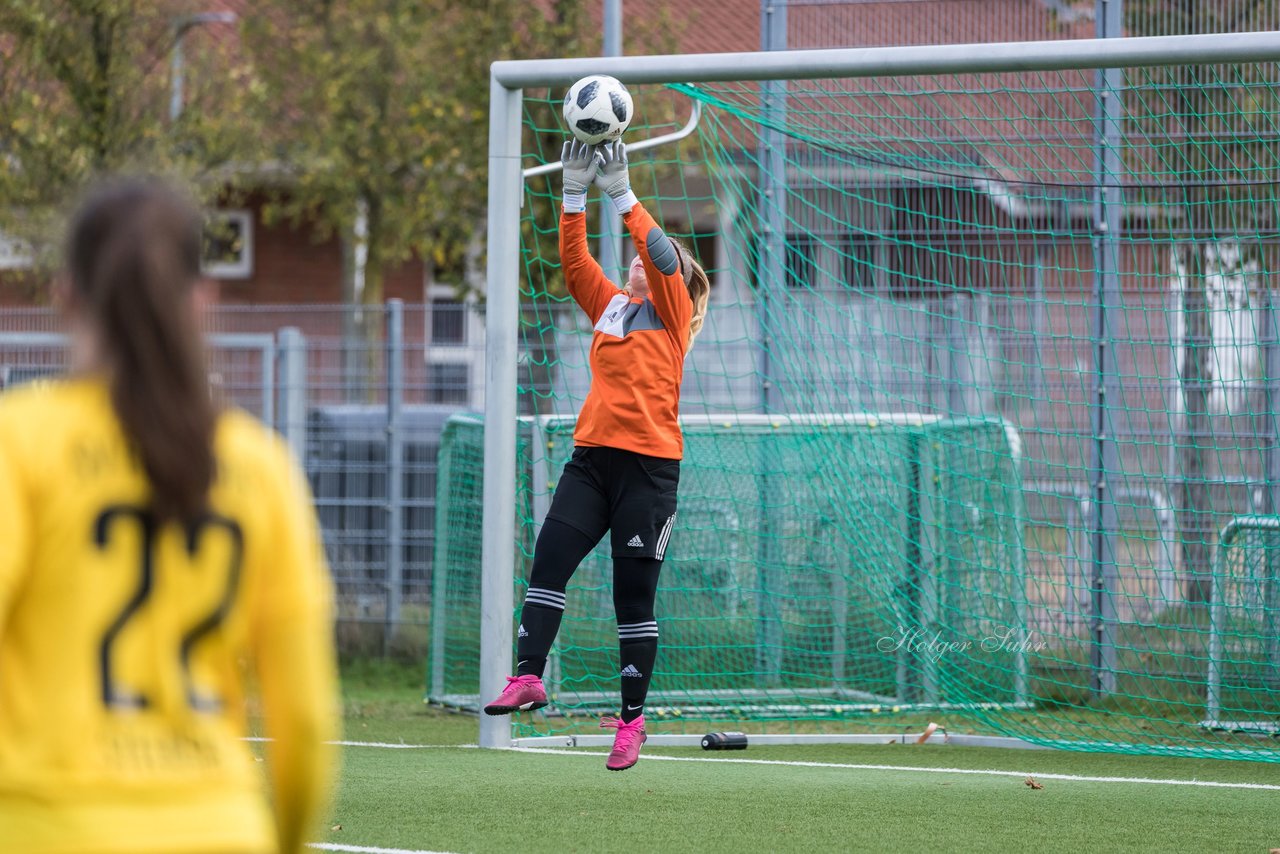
[{"x1": 655, "y1": 513, "x2": 676, "y2": 560}]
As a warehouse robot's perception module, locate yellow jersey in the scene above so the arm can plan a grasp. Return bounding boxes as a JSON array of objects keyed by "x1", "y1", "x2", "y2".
[{"x1": 0, "y1": 378, "x2": 339, "y2": 854}]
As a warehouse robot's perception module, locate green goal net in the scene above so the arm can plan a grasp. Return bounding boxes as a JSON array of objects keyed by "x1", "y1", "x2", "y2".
[
  {"x1": 431, "y1": 51, "x2": 1280, "y2": 761},
  {"x1": 430, "y1": 413, "x2": 1027, "y2": 715}
]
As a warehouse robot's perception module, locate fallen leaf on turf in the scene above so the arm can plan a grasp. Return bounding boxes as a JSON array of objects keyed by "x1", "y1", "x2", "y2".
[
  {"x1": 331, "y1": 825, "x2": 342, "y2": 831},
  {"x1": 1024, "y1": 776, "x2": 1043, "y2": 790}
]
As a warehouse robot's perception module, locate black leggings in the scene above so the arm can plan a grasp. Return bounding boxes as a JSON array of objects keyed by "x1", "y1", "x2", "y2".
[{"x1": 515, "y1": 518, "x2": 663, "y2": 714}]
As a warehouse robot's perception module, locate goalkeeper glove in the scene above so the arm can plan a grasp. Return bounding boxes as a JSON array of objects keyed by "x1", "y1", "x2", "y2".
[
  {"x1": 560, "y1": 139, "x2": 599, "y2": 213},
  {"x1": 594, "y1": 140, "x2": 638, "y2": 214}
]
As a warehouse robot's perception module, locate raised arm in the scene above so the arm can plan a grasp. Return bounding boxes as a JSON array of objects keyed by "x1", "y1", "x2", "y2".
[
  {"x1": 595, "y1": 142, "x2": 693, "y2": 342},
  {"x1": 622, "y1": 201, "x2": 693, "y2": 341},
  {"x1": 560, "y1": 139, "x2": 621, "y2": 323}
]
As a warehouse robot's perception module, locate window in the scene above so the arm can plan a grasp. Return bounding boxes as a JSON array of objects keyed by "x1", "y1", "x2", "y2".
[
  {"x1": 843, "y1": 240, "x2": 878, "y2": 292},
  {"x1": 784, "y1": 235, "x2": 816, "y2": 289},
  {"x1": 0, "y1": 233, "x2": 33, "y2": 270},
  {"x1": 427, "y1": 362, "x2": 469, "y2": 404},
  {"x1": 430, "y1": 299, "x2": 466, "y2": 345},
  {"x1": 202, "y1": 210, "x2": 253, "y2": 279}
]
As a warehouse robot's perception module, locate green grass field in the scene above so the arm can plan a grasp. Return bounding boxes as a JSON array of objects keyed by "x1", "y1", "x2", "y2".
[{"x1": 310, "y1": 662, "x2": 1280, "y2": 854}]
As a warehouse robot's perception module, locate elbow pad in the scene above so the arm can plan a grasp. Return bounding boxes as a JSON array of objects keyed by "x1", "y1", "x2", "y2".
[{"x1": 645, "y1": 227, "x2": 680, "y2": 276}]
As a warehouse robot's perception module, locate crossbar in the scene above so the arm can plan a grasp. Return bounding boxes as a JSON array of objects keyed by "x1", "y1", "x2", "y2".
[{"x1": 492, "y1": 31, "x2": 1280, "y2": 88}]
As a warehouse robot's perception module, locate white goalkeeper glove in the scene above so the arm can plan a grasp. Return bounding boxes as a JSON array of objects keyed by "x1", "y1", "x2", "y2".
[
  {"x1": 594, "y1": 140, "x2": 638, "y2": 214},
  {"x1": 561, "y1": 139, "x2": 599, "y2": 213}
]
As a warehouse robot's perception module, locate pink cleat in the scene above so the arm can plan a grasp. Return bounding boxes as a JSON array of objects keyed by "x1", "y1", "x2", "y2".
[
  {"x1": 483, "y1": 675, "x2": 548, "y2": 715},
  {"x1": 600, "y1": 715, "x2": 647, "y2": 771}
]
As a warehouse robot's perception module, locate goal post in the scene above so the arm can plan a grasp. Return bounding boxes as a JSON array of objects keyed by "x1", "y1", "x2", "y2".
[{"x1": 479, "y1": 31, "x2": 1280, "y2": 756}]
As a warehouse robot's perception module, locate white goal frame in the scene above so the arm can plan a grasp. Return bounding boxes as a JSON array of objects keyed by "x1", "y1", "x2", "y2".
[{"x1": 481, "y1": 31, "x2": 1280, "y2": 749}]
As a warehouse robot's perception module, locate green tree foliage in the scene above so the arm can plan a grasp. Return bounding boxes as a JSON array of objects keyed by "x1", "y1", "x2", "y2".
[
  {"x1": 242, "y1": 0, "x2": 592, "y2": 309},
  {"x1": 0, "y1": 0, "x2": 255, "y2": 270}
]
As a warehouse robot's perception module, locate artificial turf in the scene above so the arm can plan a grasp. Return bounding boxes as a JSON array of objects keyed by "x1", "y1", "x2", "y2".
[{"x1": 316, "y1": 662, "x2": 1280, "y2": 854}]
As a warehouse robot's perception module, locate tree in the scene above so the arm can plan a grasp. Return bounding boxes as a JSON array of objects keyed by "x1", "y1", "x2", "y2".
[
  {"x1": 242, "y1": 1, "x2": 581, "y2": 303},
  {"x1": 0, "y1": 0, "x2": 256, "y2": 274},
  {"x1": 241, "y1": 0, "x2": 592, "y2": 395}
]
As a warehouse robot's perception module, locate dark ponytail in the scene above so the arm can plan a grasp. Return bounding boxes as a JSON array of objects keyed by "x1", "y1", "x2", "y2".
[{"x1": 67, "y1": 178, "x2": 216, "y2": 523}]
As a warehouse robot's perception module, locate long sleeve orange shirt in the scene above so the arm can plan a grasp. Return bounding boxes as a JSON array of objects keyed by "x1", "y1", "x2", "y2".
[{"x1": 560, "y1": 202, "x2": 693, "y2": 460}]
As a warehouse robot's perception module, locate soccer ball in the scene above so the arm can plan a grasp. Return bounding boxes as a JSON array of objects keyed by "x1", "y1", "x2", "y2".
[{"x1": 563, "y1": 75, "x2": 634, "y2": 145}]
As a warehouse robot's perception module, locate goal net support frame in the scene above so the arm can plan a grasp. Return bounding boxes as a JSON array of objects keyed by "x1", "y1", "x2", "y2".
[{"x1": 481, "y1": 31, "x2": 1280, "y2": 750}]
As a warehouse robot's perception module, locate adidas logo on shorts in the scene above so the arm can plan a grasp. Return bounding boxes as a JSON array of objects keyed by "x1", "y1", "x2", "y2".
[
  {"x1": 627, "y1": 534, "x2": 644, "y2": 547},
  {"x1": 621, "y1": 664, "x2": 644, "y2": 678},
  {"x1": 518, "y1": 624, "x2": 529, "y2": 638}
]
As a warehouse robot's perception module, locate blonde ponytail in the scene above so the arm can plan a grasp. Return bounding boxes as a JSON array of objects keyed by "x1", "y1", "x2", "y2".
[{"x1": 672, "y1": 238, "x2": 711, "y2": 351}]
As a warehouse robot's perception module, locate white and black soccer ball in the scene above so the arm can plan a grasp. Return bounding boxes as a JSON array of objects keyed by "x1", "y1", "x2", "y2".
[{"x1": 563, "y1": 75, "x2": 634, "y2": 145}]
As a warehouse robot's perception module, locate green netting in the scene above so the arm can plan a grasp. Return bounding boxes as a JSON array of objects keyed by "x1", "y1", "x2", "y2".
[
  {"x1": 431, "y1": 61, "x2": 1280, "y2": 761},
  {"x1": 430, "y1": 414, "x2": 1025, "y2": 711}
]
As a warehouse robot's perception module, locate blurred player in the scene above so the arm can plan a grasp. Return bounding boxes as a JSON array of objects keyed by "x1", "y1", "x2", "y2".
[
  {"x1": 0, "y1": 178, "x2": 339, "y2": 853},
  {"x1": 484, "y1": 140, "x2": 711, "y2": 771}
]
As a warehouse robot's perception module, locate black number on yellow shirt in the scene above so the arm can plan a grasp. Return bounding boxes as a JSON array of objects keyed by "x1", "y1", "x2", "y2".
[{"x1": 93, "y1": 505, "x2": 244, "y2": 712}]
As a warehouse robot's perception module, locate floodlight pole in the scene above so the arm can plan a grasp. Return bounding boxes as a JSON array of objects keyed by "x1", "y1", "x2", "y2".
[{"x1": 598, "y1": 0, "x2": 626, "y2": 284}]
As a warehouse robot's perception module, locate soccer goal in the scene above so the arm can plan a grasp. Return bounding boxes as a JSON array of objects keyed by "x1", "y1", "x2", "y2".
[
  {"x1": 471, "y1": 31, "x2": 1280, "y2": 759},
  {"x1": 430, "y1": 412, "x2": 1028, "y2": 717}
]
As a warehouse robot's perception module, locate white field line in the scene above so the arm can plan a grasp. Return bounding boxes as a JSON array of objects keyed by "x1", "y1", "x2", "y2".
[
  {"x1": 309, "y1": 844, "x2": 457, "y2": 854},
  {"x1": 261, "y1": 737, "x2": 1280, "y2": 791},
  {"x1": 509, "y1": 746, "x2": 1280, "y2": 792},
  {"x1": 246, "y1": 737, "x2": 475, "y2": 749}
]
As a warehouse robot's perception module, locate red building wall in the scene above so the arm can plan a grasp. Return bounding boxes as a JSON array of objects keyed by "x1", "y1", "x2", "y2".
[{"x1": 213, "y1": 197, "x2": 425, "y2": 306}]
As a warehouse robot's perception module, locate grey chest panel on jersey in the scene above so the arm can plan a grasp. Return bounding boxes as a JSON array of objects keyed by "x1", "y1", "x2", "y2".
[{"x1": 594, "y1": 293, "x2": 666, "y2": 339}]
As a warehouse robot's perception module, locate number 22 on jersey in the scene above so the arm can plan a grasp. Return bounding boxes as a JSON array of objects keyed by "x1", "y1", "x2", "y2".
[{"x1": 92, "y1": 505, "x2": 243, "y2": 714}]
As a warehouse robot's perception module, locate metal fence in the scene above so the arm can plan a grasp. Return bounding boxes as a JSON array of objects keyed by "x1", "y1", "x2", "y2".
[
  {"x1": 0, "y1": 302, "x2": 482, "y2": 655},
  {"x1": 5, "y1": 276, "x2": 1270, "y2": 653}
]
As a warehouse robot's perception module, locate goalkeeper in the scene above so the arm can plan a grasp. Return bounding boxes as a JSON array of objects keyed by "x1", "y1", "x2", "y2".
[{"x1": 483, "y1": 139, "x2": 711, "y2": 771}]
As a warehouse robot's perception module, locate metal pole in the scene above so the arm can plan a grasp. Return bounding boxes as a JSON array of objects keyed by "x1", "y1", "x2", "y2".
[
  {"x1": 1088, "y1": 0, "x2": 1123, "y2": 698},
  {"x1": 758, "y1": 0, "x2": 787, "y2": 418},
  {"x1": 258, "y1": 338, "x2": 275, "y2": 431},
  {"x1": 169, "y1": 12, "x2": 237, "y2": 121},
  {"x1": 754, "y1": 0, "x2": 786, "y2": 687},
  {"x1": 479, "y1": 75, "x2": 522, "y2": 749},
  {"x1": 170, "y1": 35, "x2": 186, "y2": 122},
  {"x1": 492, "y1": 32, "x2": 1280, "y2": 89},
  {"x1": 385, "y1": 300, "x2": 405, "y2": 650},
  {"x1": 277, "y1": 327, "x2": 307, "y2": 460},
  {"x1": 598, "y1": 0, "x2": 625, "y2": 284},
  {"x1": 1206, "y1": 521, "x2": 1229, "y2": 725},
  {"x1": 603, "y1": 0, "x2": 622, "y2": 63},
  {"x1": 1263, "y1": 289, "x2": 1280, "y2": 685},
  {"x1": 1265, "y1": 289, "x2": 1280, "y2": 519}
]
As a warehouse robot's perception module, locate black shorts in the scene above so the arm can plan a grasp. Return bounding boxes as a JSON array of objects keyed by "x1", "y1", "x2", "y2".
[{"x1": 544, "y1": 446, "x2": 680, "y2": 560}]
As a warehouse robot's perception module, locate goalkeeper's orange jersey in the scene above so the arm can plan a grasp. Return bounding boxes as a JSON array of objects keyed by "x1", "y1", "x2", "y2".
[
  {"x1": 561, "y1": 202, "x2": 693, "y2": 460},
  {"x1": 0, "y1": 378, "x2": 338, "y2": 854}
]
